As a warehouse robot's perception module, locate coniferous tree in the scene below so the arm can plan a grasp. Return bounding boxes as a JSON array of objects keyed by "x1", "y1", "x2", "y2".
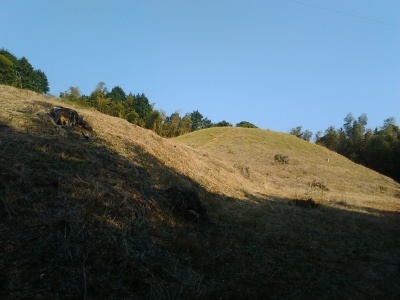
[
  {"x1": 108, "y1": 86, "x2": 126, "y2": 103},
  {"x1": 33, "y1": 69, "x2": 49, "y2": 94},
  {"x1": 0, "y1": 49, "x2": 49, "y2": 93},
  {"x1": 316, "y1": 126, "x2": 338, "y2": 150},
  {"x1": 189, "y1": 110, "x2": 203, "y2": 131},
  {"x1": 17, "y1": 57, "x2": 36, "y2": 91},
  {"x1": 132, "y1": 93, "x2": 153, "y2": 122}
]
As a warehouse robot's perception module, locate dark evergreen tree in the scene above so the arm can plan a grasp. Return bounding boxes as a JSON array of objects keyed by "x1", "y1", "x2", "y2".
[
  {"x1": 17, "y1": 57, "x2": 36, "y2": 91},
  {"x1": 133, "y1": 93, "x2": 153, "y2": 121},
  {"x1": 202, "y1": 117, "x2": 213, "y2": 129},
  {"x1": 33, "y1": 69, "x2": 49, "y2": 94},
  {"x1": 108, "y1": 86, "x2": 126, "y2": 103},
  {"x1": 316, "y1": 126, "x2": 339, "y2": 150},
  {"x1": 0, "y1": 49, "x2": 49, "y2": 93},
  {"x1": 188, "y1": 110, "x2": 213, "y2": 131},
  {"x1": 189, "y1": 110, "x2": 203, "y2": 131}
]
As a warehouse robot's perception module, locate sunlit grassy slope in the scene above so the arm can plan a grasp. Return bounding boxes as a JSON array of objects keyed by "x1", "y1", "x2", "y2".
[
  {"x1": 175, "y1": 126, "x2": 399, "y2": 213},
  {"x1": 1, "y1": 84, "x2": 399, "y2": 299}
]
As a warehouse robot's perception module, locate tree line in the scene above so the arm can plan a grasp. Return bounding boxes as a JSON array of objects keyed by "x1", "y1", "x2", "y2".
[
  {"x1": 290, "y1": 114, "x2": 399, "y2": 182},
  {"x1": 0, "y1": 49, "x2": 257, "y2": 135},
  {"x1": 60, "y1": 83, "x2": 258, "y2": 138},
  {"x1": 0, "y1": 49, "x2": 49, "y2": 94}
]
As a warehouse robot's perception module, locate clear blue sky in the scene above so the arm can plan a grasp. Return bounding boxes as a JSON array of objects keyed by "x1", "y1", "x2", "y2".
[{"x1": 1, "y1": 0, "x2": 399, "y2": 135}]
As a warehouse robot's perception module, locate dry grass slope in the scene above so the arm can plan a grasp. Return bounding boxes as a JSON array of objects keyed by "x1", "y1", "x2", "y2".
[
  {"x1": 175, "y1": 126, "x2": 399, "y2": 213},
  {"x1": 1, "y1": 84, "x2": 399, "y2": 299}
]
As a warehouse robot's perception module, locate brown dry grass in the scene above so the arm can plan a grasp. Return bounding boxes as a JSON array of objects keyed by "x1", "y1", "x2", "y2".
[{"x1": 1, "y1": 84, "x2": 399, "y2": 299}]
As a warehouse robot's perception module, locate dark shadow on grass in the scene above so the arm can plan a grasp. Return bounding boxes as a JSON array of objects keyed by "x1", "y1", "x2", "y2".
[{"x1": 0, "y1": 105, "x2": 399, "y2": 300}]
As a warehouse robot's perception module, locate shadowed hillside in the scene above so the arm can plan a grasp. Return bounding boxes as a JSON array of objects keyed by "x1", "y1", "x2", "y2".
[{"x1": 1, "y1": 85, "x2": 399, "y2": 299}]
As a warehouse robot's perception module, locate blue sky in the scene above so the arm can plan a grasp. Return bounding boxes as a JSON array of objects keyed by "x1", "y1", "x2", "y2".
[{"x1": 1, "y1": 0, "x2": 399, "y2": 135}]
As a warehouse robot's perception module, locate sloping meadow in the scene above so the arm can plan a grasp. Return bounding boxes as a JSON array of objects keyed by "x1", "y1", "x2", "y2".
[{"x1": 1, "y1": 85, "x2": 399, "y2": 299}]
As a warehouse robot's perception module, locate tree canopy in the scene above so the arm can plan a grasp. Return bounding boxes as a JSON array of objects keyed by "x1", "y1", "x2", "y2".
[
  {"x1": 0, "y1": 49, "x2": 49, "y2": 94},
  {"x1": 107, "y1": 86, "x2": 126, "y2": 103},
  {"x1": 188, "y1": 110, "x2": 212, "y2": 131},
  {"x1": 236, "y1": 121, "x2": 258, "y2": 128},
  {"x1": 316, "y1": 114, "x2": 399, "y2": 182},
  {"x1": 289, "y1": 126, "x2": 313, "y2": 142}
]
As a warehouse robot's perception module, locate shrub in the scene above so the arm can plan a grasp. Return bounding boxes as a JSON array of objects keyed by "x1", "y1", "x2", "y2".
[
  {"x1": 274, "y1": 154, "x2": 288, "y2": 164},
  {"x1": 309, "y1": 180, "x2": 329, "y2": 192}
]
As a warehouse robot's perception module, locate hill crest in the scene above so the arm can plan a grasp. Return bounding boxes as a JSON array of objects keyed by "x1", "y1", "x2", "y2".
[{"x1": 175, "y1": 126, "x2": 399, "y2": 212}]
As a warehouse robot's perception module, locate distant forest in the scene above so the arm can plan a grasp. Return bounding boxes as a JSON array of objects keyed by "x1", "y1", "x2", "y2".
[
  {"x1": 315, "y1": 114, "x2": 399, "y2": 182},
  {"x1": 290, "y1": 115, "x2": 399, "y2": 182},
  {"x1": 58, "y1": 83, "x2": 257, "y2": 137},
  {"x1": 0, "y1": 49, "x2": 49, "y2": 94},
  {"x1": 0, "y1": 49, "x2": 398, "y2": 182}
]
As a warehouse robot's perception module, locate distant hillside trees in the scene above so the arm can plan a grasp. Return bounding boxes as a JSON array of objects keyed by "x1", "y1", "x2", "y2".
[
  {"x1": 60, "y1": 83, "x2": 204, "y2": 137},
  {"x1": 0, "y1": 49, "x2": 49, "y2": 94},
  {"x1": 59, "y1": 82, "x2": 263, "y2": 138},
  {"x1": 189, "y1": 110, "x2": 213, "y2": 131},
  {"x1": 163, "y1": 112, "x2": 193, "y2": 137},
  {"x1": 236, "y1": 121, "x2": 258, "y2": 128},
  {"x1": 132, "y1": 93, "x2": 153, "y2": 123},
  {"x1": 316, "y1": 113, "x2": 400, "y2": 182},
  {"x1": 289, "y1": 126, "x2": 313, "y2": 142},
  {"x1": 107, "y1": 86, "x2": 126, "y2": 103},
  {"x1": 214, "y1": 120, "x2": 232, "y2": 127},
  {"x1": 0, "y1": 53, "x2": 17, "y2": 86}
]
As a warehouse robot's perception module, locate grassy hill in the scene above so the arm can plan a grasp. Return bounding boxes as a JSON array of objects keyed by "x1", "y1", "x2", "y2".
[
  {"x1": 1, "y1": 84, "x2": 399, "y2": 299},
  {"x1": 175, "y1": 126, "x2": 399, "y2": 212}
]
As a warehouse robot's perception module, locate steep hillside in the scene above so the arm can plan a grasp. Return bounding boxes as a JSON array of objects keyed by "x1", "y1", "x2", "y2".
[{"x1": 1, "y1": 85, "x2": 399, "y2": 299}]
